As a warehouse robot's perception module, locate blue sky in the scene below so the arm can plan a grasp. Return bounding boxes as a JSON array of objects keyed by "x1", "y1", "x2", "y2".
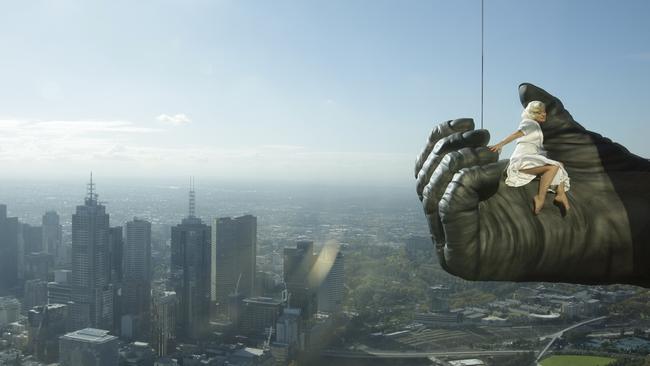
[{"x1": 0, "y1": 0, "x2": 648, "y2": 186}]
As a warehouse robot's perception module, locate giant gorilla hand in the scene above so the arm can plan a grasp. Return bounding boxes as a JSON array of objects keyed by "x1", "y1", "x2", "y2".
[{"x1": 415, "y1": 83, "x2": 650, "y2": 287}]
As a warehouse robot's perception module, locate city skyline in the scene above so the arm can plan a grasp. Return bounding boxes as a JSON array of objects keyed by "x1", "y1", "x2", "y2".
[{"x1": 1, "y1": 174, "x2": 650, "y2": 365}]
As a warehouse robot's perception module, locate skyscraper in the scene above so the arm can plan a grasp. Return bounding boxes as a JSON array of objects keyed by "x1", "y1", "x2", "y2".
[
  {"x1": 211, "y1": 215, "x2": 257, "y2": 312},
  {"x1": 22, "y1": 223, "x2": 43, "y2": 254},
  {"x1": 48, "y1": 270, "x2": 72, "y2": 306},
  {"x1": 122, "y1": 218, "x2": 152, "y2": 340},
  {"x1": 238, "y1": 296, "x2": 283, "y2": 336},
  {"x1": 70, "y1": 175, "x2": 114, "y2": 331},
  {"x1": 24, "y1": 279, "x2": 48, "y2": 310},
  {"x1": 317, "y1": 251, "x2": 345, "y2": 314},
  {"x1": 108, "y1": 227, "x2": 123, "y2": 284},
  {"x1": 283, "y1": 241, "x2": 318, "y2": 320},
  {"x1": 170, "y1": 180, "x2": 211, "y2": 340},
  {"x1": 151, "y1": 290, "x2": 177, "y2": 357},
  {"x1": 24, "y1": 251, "x2": 53, "y2": 281},
  {"x1": 42, "y1": 211, "x2": 62, "y2": 261},
  {"x1": 27, "y1": 303, "x2": 68, "y2": 363},
  {"x1": 108, "y1": 226, "x2": 123, "y2": 334},
  {"x1": 0, "y1": 204, "x2": 21, "y2": 294}
]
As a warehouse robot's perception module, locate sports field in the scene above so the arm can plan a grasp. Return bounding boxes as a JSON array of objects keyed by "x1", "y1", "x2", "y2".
[{"x1": 540, "y1": 355, "x2": 616, "y2": 366}]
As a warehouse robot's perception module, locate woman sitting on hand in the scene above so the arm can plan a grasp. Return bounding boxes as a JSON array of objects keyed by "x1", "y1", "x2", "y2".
[{"x1": 488, "y1": 101, "x2": 571, "y2": 215}]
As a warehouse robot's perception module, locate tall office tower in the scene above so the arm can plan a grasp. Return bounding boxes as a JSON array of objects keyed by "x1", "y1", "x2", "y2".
[
  {"x1": 170, "y1": 181, "x2": 211, "y2": 341},
  {"x1": 70, "y1": 175, "x2": 114, "y2": 331},
  {"x1": 22, "y1": 223, "x2": 43, "y2": 254},
  {"x1": 42, "y1": 211, "x2": 62, "y2": 263},
  {"x1": 25, "y1": 251, "x2": 53, "y2": 281},
  {"x1": 239, "y1": 297, "x2": 283, "y2": 336},
  {"x1": 59, "y1": 328, "x2": 119, "y2": 366},
  {"x1": 122, "y1": 218, "x2": 152, "y2": 340},
  {"x1": 48, "y1": 270, "x2": 72, "y2": 305},
  {"x1": 276, "y1": 307, "x2": 301, "y2": 347},
  {"x1": 212, "y1": 215, "x2": 257, "y2": 312},
  {"x1": 27, "y1": 303, "x2": 68, "y2": 363},
  {"x1": 108, "y1": 226, "x2": 123, "y2": 334},
  {"x1": 317, "y1": 251, "x2": 345, "y2": 313},
  {"x1": 0, "y1": 204, "x2": 21, "y2": 294},
  {"x1": 283, "y1": 241, "x2": 318, "y2": 320},
  {"x1": 24, "y1": 279, "x2": 48, "y2": 310},
  {"x1": 108, "y1": 227, "x2": 123, "y2": 283},
  {"x1": 151, "y1": 290, "x2": 177, "y2": 357},
  {"x1": 272, "y1": 307, "x2": 302, "y2": 364}
]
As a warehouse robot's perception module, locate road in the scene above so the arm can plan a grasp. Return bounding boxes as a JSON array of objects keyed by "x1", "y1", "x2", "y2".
[
  {"x1": 535, "y1": 316, "x2": 608, "y2": 363},
  {"x1": 321, "y1": 349, "x2": 531, "y2": 359}
]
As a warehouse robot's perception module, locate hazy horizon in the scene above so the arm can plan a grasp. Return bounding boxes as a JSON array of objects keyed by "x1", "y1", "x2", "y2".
[{"x1": 1, "y1": 0, "x2": 649, "y2": 185}]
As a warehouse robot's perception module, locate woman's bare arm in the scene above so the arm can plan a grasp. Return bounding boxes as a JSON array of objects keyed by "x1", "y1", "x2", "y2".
[{"x1": 488, "y1": 130, "x2": 524, "y2": 152}]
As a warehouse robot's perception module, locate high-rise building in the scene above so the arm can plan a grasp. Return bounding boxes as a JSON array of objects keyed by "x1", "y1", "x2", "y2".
[
  {"x1": 108, "y1": 226, "x2": 123, "y2": 334},
  {"x1": 317, "y1": 251, "x2": 345, "y2": 314},
  {"x1": 22, "y1": 223, "x2": 43, "y2": 254},
  {"x1": 48, "y1": 269, "x2": 72, "y2": 305},
  {"x1": 24, "y1": 251, "x2": 53, "y2": 281},
  {"x1": 108, "y1": 226, "x2": 123, "y2": 283},
  {"x1": 275, "y1": 307, "x2": 302, "y2": 347},
  {"x1": 70, "y1": 175, "x2": 114, "y2": 331},
  {"x1": 28, "y1": 303, "x2": 68, "y2": 363},
  {"x1": 122, "y1": 218, "x2": 152, "y2": 341},
  {"x1": 212, "y1": 215, "x2": 257, "y2": 312},
  {"x1": 171, "y1": 181, "x2": 211, "y2": 340},
  {"x1": 0, "y1": 204, "x2": 21, "y2": 294},
  {"x1": 24, "y1": 279, "x2": 48, "y2": 310},
  {"x1": 151, "y1": 290, "x2": 177, "y2": 357},
  {"x1": 283, "y1": 241, "x2": 318, "y2": 320},
  {"x1": 239, "y1": 297, "x2": 283, "y2": 336},
  {"x1": 59, "y1": 328, "x2": 119, "y2": 366},
  {"x1": 272, "y1": 307, "x2": 302, "y2": 364},
  {"x1": 42, "y1": 211, "x2": 62, "y2": 262}
]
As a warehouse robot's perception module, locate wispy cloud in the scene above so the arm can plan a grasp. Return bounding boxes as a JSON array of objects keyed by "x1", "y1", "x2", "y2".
[
  {"x1": 156, "y1": 113, "x2": 191, "y2": 126},
  {"x1": 0, "y1": 118, "x2": 410, "y2": 184},
  {"x1": 0, "y1": 119, "x2": 161, "y2": 162},
  {"x1": 0, "y1": 119, "x2": 160, "y2": 134},
  {"x1": 260, "y1": 144, "x2": 305, "y2": 151}
]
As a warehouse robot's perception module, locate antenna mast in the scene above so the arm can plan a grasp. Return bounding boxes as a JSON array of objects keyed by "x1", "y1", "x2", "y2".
[
  {"x1": 481, "y1": 0, "x2": 485, "y2": 129},
  {"x1": 86, "y1": 172, "x2": 98, "y2": 204},
  {"x1": 188, "y1": 176, "x2": 196, "y2": 218}
]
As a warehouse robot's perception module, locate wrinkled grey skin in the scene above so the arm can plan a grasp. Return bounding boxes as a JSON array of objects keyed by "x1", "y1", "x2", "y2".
[{"x1": 415, "y1": 83, "x2": 650, "y2": 287}]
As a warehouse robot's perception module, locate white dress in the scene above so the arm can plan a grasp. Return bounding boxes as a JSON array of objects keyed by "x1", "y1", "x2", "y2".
[{"x1": 505, "y1": 118, "x2": 570, "y2": 191}]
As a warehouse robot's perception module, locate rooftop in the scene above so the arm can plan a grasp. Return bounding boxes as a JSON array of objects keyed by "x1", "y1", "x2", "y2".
[
  {"x1": 60, "y1": 328, "x2": 118, "y2": 344},
  {"x1": 232, "y1": 347, "x2": 265, "y2": 358},
  {"x1": 243, "y1": 297, "x2": 283, "y2": 306}
]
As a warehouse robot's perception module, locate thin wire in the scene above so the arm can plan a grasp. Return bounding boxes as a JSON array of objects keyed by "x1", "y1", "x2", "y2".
[{"x1": 481, "y1": 0, "x2": 485, "y2": 129}]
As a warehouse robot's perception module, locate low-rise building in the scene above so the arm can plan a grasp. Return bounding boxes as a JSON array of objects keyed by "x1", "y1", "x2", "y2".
[{"x1": 59, "y1": 328, "x2": 119, "y2": 366}]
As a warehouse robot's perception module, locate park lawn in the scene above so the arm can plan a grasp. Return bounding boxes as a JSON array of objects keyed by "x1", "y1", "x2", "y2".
[{"x1": 541, "y1": 355, "x2": 617, "y2": 366}]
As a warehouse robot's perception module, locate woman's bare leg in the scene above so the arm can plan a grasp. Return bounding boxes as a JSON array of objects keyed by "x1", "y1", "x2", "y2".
[
  {"x1": 554, "y1": 182, "x2": 570, "y2": 212},
  {"x1": 520, "y1": 165, "x2": 559, "y2": 214}
]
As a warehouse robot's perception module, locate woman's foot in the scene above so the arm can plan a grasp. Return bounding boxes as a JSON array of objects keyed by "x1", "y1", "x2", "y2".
[
  {"x1": 533, "y1": 195, "x2": 545, "y2": 215},
  {"x1": 554, "y1": 194, "x2": 570, "y2": 216}
]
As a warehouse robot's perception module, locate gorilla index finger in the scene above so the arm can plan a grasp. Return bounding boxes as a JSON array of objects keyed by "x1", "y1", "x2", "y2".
[
  {"x1": 415, "y1": 118, "x2": 474, "y2": 178},
  {"x1": 416, "y1": 129, "x2": 491, "y2": 199}
]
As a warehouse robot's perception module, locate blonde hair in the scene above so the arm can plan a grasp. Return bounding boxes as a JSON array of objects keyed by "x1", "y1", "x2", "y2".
[{"x1": 521, "y1": 101, "x2": 546, "y2": 121}]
